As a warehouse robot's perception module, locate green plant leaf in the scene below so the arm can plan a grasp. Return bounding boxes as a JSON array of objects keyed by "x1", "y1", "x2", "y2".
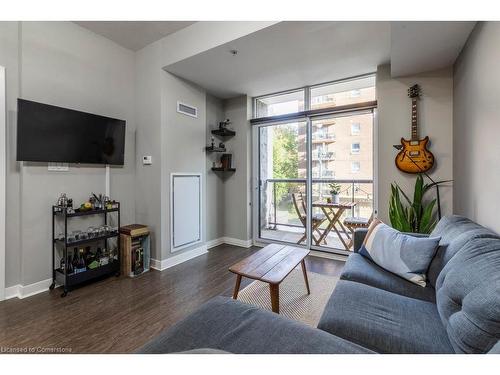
[{"x1": 420, "y1": 199, "x2": 437, "y2": 234}]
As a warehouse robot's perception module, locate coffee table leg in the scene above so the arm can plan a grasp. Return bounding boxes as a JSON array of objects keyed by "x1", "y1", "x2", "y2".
[
  {"x1": 270, "y1": 283, "x2": 280, "y2": 314},
  {"x1": 301, "y1": 259, "x2": 310, "y2": 295},
  {"x1": 232, "y1": 274, "x2": 242, "y2": 300}
]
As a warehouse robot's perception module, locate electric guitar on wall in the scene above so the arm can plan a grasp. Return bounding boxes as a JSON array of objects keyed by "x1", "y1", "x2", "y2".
[{"x1": 395, "y1": 84, "x2": 435, "y2": 174}]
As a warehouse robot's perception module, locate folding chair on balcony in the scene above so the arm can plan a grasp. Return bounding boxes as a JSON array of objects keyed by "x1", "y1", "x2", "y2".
[
  {"x1": 292, "y1": 192, "x2": 327, "y2": 246},
  {"x1": 343, "y1": 212, "x2": 374, "y2": 249}
]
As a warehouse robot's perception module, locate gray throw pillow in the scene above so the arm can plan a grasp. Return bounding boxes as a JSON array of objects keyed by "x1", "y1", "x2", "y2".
[{"x1": 359, "y1": 221, "x2": 440, "y2": 287}]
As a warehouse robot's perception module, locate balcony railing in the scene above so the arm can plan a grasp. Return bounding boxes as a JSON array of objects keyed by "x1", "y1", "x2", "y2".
[
  {"x1": 312, "y1": 133, "x2": 336, "y2": 143},
  {"x1": 312, "y1": 151, "x2": 335, "y2": 161},
  {"x1": 262, "y1": 178, "x2": 373, "y2": 230}
]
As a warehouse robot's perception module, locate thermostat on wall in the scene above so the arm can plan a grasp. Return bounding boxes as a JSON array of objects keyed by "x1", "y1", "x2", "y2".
[{"x1": 143, "y1": 156, "x2": 152, "y2": 165}]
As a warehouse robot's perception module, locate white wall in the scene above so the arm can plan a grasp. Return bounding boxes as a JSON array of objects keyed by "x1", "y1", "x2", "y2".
[
  {"x1": 376, "y1": 64, "x2": 453, "y2": 224},
  {"x1": 0, "y1": 21, "x2": 136, "y2": 288},
  {"x1": 453, "y1": 22, "x2": 500, "y2": 234}
]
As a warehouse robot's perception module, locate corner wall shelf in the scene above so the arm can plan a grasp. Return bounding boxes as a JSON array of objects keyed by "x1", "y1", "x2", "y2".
[
  {"x1": 211, "y1": 167, "x2": 236, "y2": 172},
  {"x1": 205, "y1": 146, "x2": 227, "y2": 153},
  {"x1": 211, "y1": 129, "x2": 236, "y2": 137}
]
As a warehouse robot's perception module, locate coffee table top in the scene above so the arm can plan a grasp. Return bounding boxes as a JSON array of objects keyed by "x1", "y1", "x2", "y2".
[{"x1": 229, "y1": 244, "x2": 310, "y2": 284}]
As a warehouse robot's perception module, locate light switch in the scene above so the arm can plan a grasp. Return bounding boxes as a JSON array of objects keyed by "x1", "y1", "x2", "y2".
[{"x1": 143, "y1": 155, "x2": 152, "y2": 165}]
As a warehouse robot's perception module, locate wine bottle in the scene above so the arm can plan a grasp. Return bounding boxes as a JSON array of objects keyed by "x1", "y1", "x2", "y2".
[
  {"x1": 67, "y1": 253, "x2": 74, "y2": 275},
  {"x1": 78, "y1": 248, "x2": 86, "y2": 271}
]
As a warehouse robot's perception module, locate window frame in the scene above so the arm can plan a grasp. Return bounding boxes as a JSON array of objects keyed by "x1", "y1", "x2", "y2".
[{"x1": 253, "y1": 73, "x2": 375, "y2": 120}]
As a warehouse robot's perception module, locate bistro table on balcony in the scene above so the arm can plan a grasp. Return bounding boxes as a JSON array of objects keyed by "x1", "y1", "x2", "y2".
[{"x1": 312, "y1": 201, "x2": 357, "y2": 250}]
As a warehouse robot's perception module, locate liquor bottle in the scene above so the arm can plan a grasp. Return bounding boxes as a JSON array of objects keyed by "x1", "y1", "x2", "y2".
[
  {"x1": 96, "y1": 247, "x2": 102, "y2": 262},
  {"x1": 78, "y1": 248, "x2": 86, "y2": 271},
  {"x1": 71, "y1": 248, "x2": 79, "y2": 271}
]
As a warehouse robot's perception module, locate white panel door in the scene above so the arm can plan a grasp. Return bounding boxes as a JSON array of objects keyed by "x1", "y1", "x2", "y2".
[{"x1": 171, "y1": 174, "x2": 201, "y2": 252}]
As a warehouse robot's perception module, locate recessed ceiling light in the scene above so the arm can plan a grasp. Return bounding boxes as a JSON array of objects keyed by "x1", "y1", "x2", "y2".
[{"x1": 229, "y1": 49, "x2": 238, "y2": 56}]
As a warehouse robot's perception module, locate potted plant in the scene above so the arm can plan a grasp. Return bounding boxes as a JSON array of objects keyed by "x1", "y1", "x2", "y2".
[
  {"x1": 389, "y1": 174, "x2": 451, "y2": 233},
  {"x1": 328, "y1": 182, "x2": 341, "y2": 204}
]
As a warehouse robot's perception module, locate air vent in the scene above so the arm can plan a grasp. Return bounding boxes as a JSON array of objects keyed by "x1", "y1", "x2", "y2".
[{"x1": 177, "y1": 101, "x2": 198, "y2": 118}]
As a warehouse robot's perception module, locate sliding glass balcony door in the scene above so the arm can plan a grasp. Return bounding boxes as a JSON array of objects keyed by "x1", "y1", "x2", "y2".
[
  {"x1": 310, "y1": 112, "x2": 374, "y2": 254},
  {"x1": 255, "y1": 112, "x2": 374, "y2": 255},
  {"x1": 258, "y1": 121, "x2": 309, "y2": 245}
]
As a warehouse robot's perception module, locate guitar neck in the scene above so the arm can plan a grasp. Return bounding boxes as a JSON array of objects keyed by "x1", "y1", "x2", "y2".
[{"x1": 411, "y1": 98, "x2": 418, "y2": 141}]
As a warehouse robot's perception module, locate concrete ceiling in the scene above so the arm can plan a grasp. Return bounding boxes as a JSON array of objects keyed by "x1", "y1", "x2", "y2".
[
  {"x1": 165, "y1": 21, "x2": 392, "y2": 99},
  {"x1": 74, "y1": 21, "x2": 196, "y2": 51},
  {"x1": 391, "y1": 21, "x2": 476, "y2": 77},
  {"x1": 165, "y1": 21, "x2": 475, "y2": 99}
]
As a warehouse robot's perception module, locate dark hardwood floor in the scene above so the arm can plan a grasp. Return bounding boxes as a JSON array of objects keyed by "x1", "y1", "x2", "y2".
[{"x1": 0, "y1": 244, "x2": 345, "y2": 353}]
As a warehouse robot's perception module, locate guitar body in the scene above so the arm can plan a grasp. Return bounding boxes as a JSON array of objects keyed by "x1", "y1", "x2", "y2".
[{"x1": 395, "y1": 136, "x2": 434, "y2": 173}]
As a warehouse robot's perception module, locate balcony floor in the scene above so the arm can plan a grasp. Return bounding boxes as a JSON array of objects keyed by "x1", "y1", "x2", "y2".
[{"x1": 260, "y1": 225, "x2": 353, "y2": 252}]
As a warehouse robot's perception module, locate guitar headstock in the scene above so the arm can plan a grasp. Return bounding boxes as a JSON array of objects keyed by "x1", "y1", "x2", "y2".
[{"x1": 408, "y1": 84, "x2": 421, "y2": 99}]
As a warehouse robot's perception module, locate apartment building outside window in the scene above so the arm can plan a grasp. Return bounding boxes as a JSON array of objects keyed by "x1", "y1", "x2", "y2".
[
  {"x1": 351, "y1": 122, "x2": 361, "y2": 135},
  {"x1": 351, "y1": 142, "x2": 360, "y2": 154},
  {"x1": 351, "y1": 161, "x2": 361, "y2": 173}
]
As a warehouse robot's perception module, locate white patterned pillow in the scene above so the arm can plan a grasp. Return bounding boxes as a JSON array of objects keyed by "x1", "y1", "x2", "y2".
[{"x1": 359, "y1": 220, "x2": 441, "y2": 287}]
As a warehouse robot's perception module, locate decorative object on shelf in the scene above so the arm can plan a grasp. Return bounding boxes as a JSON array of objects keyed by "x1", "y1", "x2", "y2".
[
  {"x1": 211, "y1": 119, "x2": 235, "y2": 138},
  {"x1": 389, "y1": 174, "x2": 451, "y2": 234},
  {"x1": 219, "y1": 118, "x2": 231, "y2": 131},
  {"x1": 394, "y1": 84, "x2": 435, "y2": 174},
  {"x1": 328, "y1": 182, "x2": 341, "y2": 204},
  {"x1": 120, "y1": 224, "x2": 150, "y2": 278},
  {"x1": 211, "y1": 136, "x2": 215, "y2": 148},
  {"x1": 221, "y1": 153, "x2": 232, "y2": 170},
  {"x1": 56, "y1": 193, "x2": 69, "y2": 208},
  {"x1": 51, "y1": 200, "x2": 121, "y2": 297}
]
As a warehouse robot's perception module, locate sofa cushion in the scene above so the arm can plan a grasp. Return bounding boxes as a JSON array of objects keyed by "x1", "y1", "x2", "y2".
[
  {"x1": 136, "y1": 296, "x2": 374, "y2": 354},
  {"x1": 317, "y1": 280, "x2": 454, "y2": 353},
  {"x1": 428, "y1": 215, "x2": 499, "y2": 287},
  {"x1": 435, "y1": 236, "x2": 500, "y2": 353},
  {"x1": 341, "y1": 253, "x2": 436, "y2": 302},
  {"x1": 359, "y1": 221, "x2": 440, "y2": 287}
]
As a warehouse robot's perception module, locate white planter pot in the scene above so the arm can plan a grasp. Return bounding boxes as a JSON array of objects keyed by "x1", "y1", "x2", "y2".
[{"x1": 332, "y1": 194, "x2": 340, "y2": 204}]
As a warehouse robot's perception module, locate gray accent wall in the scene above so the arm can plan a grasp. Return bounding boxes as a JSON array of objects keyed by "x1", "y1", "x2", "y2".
[
  {"x1": 222, "y1": 96, "x2": 252, "y2": 241},
  {"x1": 376, "y1": 64, "x2": 454, "y2": 224},
  {"x1": 0, "y1": 22, "x2": 136, "y2": 287},
  {"x1": 205, "y1": 94, "x2": 225, "y2": 241},
  {"x1": 161, "y1": 71, "x2": 207, "y2": 260},
  {"x1": 453, "y1": 22, "x2": 500, "y2": 234}
]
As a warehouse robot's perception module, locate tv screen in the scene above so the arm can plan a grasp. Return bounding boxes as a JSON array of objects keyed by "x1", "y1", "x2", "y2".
[{"x1": 16, "y1": 99, "x2": 126, "y2": 165}]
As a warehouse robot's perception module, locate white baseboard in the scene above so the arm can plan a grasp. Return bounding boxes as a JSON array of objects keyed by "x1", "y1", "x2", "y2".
[
  {"x1": 151, "y1": 244, "x2": 208, "y2": 272},
  {"x1": 4, "y1": 278, "x2": 55, "y2": 300},
  {"x1": 205, "y1": 237, "x2": 225, "y2": 249},
  {"x1": 221, "y1": 237, "x2": 253, "y2": 248},
  {"x1": 206, "y1": 237, "x2": 253, "y2": 249}
]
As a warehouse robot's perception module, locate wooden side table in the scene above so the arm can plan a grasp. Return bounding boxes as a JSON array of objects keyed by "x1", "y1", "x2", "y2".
[{"x1": 120, "y1": 224, "x2": 151, "y2": 277}]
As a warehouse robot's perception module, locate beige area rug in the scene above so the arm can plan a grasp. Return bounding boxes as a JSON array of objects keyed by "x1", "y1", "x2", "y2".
[{"x1": 236, "y1": 269, "x2": 338, "y2": 327}]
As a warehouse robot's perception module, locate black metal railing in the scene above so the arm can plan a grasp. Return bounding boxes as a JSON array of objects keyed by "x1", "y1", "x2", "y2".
[{"x1": 263, "y1": 178, "x2": 373, "y2": 229}]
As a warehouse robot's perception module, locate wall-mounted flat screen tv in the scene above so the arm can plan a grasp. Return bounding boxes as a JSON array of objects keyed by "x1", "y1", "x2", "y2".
[{"x1": 16, "y1": 99, "x2": 126, "y2": 165}]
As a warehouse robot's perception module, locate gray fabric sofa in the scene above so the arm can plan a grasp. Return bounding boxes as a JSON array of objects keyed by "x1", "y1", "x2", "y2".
[{"x1": 138, "y1": 215, "x2": 500, "y2": 354}]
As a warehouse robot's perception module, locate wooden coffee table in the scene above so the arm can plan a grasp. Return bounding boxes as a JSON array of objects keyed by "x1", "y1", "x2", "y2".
[{"x1": 229, "y1": 244, "x2": 310, "y2": 314}]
